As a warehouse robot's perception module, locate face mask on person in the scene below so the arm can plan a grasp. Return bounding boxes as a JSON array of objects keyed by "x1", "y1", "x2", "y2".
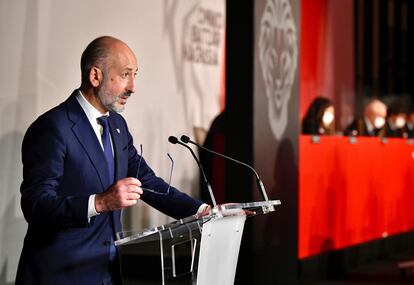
[
  {"x1": 374, "y1": 117, "x2": 385, "y2": 129},
  {"x1": 395, "y1": 117, "x2": 406, "y2": 129},
  {"x1": 322, "y1": 111, "x2": 334, "y2": 127}
]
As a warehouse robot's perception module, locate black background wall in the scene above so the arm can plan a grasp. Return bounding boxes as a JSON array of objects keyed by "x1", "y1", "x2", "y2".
[{"x1": 225, "y1": 0, "x2": 300, "y2": 284}]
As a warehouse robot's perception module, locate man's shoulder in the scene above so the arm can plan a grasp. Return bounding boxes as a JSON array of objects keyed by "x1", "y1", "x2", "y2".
[
  {"x1": 35, "y1": 104, "x2": 66, "y2": 124},
  {"x1": 28, "y1": 92, "x2": 78, "y2": 129}
]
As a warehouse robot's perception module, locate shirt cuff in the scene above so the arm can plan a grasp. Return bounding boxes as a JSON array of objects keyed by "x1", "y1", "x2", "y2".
[
  {"x1": 88, "y1": 194, "x2": 100, "y2": 221},
  {"x1": 197, "y1": 203, "x2": 210, "y2": 215}
]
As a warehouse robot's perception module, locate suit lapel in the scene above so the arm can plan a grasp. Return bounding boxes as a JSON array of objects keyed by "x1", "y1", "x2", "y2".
[{"x1": 65, "y1": 93, "x2": 111, "y2": 189}]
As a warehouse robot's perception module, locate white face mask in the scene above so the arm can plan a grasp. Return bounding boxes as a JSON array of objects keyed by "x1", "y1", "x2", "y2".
[
  {"x1": 395, "y1": 117, "x2": 406, "y2": 129},
  {"x1": 322, "y1": 111, "x2": 334, "y2": 127},
  {"x1": 374, "y1": 117, "x2": 385, "y2": 129}
]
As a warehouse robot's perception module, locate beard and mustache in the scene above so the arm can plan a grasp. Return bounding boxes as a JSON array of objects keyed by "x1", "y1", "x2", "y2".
[{"x1": 96, "y1": 81, "x2": 132, "y2": 113}]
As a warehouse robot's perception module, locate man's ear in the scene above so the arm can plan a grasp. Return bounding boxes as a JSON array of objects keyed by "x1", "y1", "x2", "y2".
[{"x1": 89, "y1": 66, "x2": 103, "y2": 87}]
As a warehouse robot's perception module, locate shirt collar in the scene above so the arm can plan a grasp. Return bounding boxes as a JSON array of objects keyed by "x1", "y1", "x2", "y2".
[
  {"x1": 76, "y1": 90, "x2": 109, "y2": 121},
  {"x1": 364, "y1": 117, "x2": 374, "y2": 133}
]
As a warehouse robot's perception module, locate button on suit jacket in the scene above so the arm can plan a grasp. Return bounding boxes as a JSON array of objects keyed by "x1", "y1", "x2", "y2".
[{"x1": 16, "y1": 91, "x2": 203, "y2": 285}]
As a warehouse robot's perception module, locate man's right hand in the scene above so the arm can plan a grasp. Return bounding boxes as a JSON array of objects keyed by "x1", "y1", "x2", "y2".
[{"x1": 95, "y1": 177, "x2": 143, "y2": 213}]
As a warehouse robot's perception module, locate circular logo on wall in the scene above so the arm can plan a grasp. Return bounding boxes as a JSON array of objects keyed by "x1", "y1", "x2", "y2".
[{"x1": 258, "y1": 0, "x2": 298, "y2": 140}]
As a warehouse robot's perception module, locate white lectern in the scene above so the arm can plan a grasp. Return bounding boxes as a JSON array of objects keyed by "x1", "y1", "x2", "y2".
[{"x1": 115, "y1": 200, "x2": 280, "y2": 285}]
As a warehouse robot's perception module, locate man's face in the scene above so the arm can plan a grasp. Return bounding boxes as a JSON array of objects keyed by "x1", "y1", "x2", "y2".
[
  {"x1": 365, "y1": 100, "x2": 386, "y2": 125},
  {"x1": 97, "y1": 47, "x2": 138, "y2": 113},
  {"x1": 391, "y1": 113, "x2": 407, "y2": 129}
]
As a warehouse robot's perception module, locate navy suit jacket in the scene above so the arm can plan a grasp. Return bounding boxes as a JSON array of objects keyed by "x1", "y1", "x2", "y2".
[{"x1": 16, "y1": 91, "x2": 203, "y2": 285}]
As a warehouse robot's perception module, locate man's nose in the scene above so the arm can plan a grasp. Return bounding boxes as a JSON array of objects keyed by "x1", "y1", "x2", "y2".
[{"x1": 128, "y1": 78, "x2": 136, "y2": 94}]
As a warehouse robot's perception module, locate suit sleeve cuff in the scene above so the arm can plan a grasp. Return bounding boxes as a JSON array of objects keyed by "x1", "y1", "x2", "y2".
[{"x1": 88, "y1": 194, "x2": 100, "y2": 221}]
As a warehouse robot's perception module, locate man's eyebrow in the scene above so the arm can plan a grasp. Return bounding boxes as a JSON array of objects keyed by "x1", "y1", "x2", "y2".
[{"x1": 124, "y1": 67, "x2": 138, "y2": 72}]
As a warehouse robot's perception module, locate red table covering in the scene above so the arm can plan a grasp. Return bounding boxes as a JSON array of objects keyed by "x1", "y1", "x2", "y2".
[{"x1": 299, "y1": 135, "x2": 414, "y2": 259}]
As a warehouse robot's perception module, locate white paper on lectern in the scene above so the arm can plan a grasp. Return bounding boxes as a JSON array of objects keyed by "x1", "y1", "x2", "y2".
[{"x1": 196, "y1": 214, "x2": 246, "y2": 285}]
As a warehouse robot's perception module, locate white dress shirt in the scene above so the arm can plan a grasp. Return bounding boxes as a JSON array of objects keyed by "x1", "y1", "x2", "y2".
[{"x1": 75, "y1": 90, "x2": 108, "y2": 220}]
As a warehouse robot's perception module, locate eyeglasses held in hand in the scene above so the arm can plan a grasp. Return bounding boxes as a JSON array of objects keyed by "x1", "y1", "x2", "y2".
[{"x1": 135, "y1": 144, "x2": 173, "y2": 195}]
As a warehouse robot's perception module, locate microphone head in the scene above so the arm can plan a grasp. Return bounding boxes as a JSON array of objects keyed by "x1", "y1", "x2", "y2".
[
  {"x1": 168, "y1": 136, "x2": 179, "y2": 144},
  {"x1": 180, "y1": 135, "x2": 190, "y2": 143}
]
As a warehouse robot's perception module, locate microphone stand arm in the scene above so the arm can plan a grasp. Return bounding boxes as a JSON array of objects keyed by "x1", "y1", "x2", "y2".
[{"x1": 190, "y1": 141, "x2": 269, "y2": 201}]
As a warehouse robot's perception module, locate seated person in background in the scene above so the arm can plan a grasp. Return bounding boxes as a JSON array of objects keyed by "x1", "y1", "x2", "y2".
[
  {"x1": 302, "y1": 96, "x2": 335, "y2": 135},
  {"x1": 405, "y1": 106, "x2": 414, "y2": 138},
  {"x1": 344, "y1": 98, "x2": 386, "y2": 136},
  {"x1": 383, "y1": 100, "x2": 407, "y2": 138}
]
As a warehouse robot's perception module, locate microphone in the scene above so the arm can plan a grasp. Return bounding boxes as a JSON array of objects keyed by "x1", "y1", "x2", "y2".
[
  {"x1": 168, "y1": 136, "x2": 217, "y2": 207},
  {"x1": 180, "y1": 135, "x2": 269, "y2": 201}
]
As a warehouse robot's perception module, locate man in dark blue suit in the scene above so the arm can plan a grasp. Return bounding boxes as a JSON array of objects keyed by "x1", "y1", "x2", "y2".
[{"x1": 16, "y1": 36, "x2": 208, "y2": 285}]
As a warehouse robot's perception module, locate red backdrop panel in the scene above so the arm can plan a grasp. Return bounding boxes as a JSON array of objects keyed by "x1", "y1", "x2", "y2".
[
  {"x1": 300, "y1": 0, "x2": 354, "y2": 129},
  {"x1": 299, "y1": 135, "x2": 414, "y2": 259}
]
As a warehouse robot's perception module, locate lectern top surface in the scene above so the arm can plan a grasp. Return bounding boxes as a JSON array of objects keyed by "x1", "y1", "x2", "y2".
[{"x1": 115, "y1": 200, "x2": 281, "y2": 246}]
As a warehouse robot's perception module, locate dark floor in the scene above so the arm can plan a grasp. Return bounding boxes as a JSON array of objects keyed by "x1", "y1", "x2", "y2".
[
  {"x1": 299, "y1": 236, "x2": 414, "y2": 285},
  {"x1": 314, "y1": 256, "x2": 414, "y2": 285},
  {"x1": 299, "y1": 232, "x2": 414, "y2": 285}
]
